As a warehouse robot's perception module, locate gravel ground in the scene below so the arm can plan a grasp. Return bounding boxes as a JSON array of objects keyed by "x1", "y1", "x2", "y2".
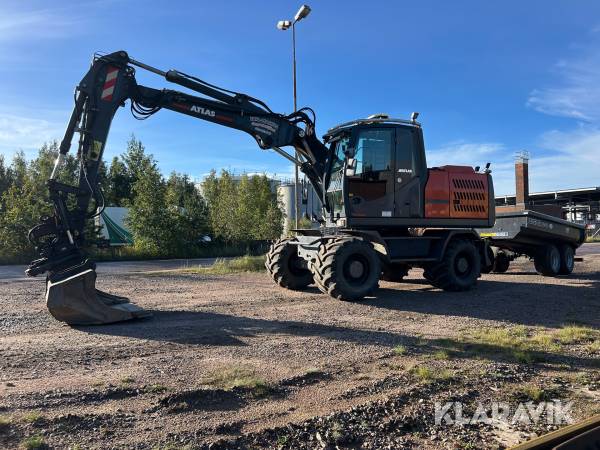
[{"x1": 0, "y1": 256, "x2": 599, "y2": 449}]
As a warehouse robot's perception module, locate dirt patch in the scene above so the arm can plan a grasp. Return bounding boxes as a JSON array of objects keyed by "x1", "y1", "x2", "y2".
[{"x1": 0, "y1": 255, "x2": 599, "y2": 448}]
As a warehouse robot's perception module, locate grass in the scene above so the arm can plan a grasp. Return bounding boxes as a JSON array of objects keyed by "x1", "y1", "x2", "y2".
[
  {"x1": 185, "y1": 255, "x2": 266, "y2": 275},
  {"x1": 515, "y1": 384, "x2": 561, "y2": 402},
  {"x1": 207, "y1": 366, "x2": 271, "y2": 397},
  {"x1": 20, "y1": 435, "x2": 46, "y2": 449},
  {"x1": 432, "y1": 349, "x2": 450, "y2": 360},
  {"x1": 460, "y1": 324, "x2": 600, "y2": 363},
  {"x1": 21, "y1": 411, "x2": 43, "y2": 424},
  {"x1": 393, "y1": 345, "x2": 408, "y2": 356},
  {"x1": 410, "y1": 365, "x2": 453, "y2": 382},
  {"x1": 587, "y1": 340, "x2": 600, "y2": 353},
  {"x1": 148, "y1": 384, "x2": 168, "y2": 393},
  {"x1": 120, "y1": 375, "x2": 135, "y2": 385},
  {"x1": 0, "y1": 415, "x2": 11, "y2": 429},
  {"x1": 555, "y1": 325, "x2": 597, "y2": 344}
]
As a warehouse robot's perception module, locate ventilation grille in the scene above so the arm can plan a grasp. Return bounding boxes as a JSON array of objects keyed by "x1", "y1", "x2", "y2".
[{"x1": 450, "y1": 176, "x2": 488, "y2": 218}]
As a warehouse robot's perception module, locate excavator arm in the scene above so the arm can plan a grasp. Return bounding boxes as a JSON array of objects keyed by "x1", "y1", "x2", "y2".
[{"x1": 26, "y1": 50, "x2": 330, "y2": 325}]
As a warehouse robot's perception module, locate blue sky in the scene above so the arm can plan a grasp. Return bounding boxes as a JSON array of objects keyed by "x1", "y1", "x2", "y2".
[{"x1": 1, "y1": 0, "x2": 599, "y2": 194}]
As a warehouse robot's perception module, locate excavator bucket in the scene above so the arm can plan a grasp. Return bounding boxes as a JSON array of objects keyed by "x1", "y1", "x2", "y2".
[{"x1": 46, "y1": 268, "x2": 152, "y2": 325}]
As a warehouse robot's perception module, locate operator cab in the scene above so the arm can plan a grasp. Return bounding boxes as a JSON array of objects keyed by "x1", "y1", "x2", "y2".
[{"x1": 324, "y1": 114, "x2": 427, "y2": 225}]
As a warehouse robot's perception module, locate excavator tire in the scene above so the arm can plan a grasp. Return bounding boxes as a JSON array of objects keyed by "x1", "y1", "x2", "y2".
[
  {"x1": 46, "y1": 268, "x2": 152, "y2": 325},
  {"x1": 423, "y1": 238, "x2": 480, "y2": 291},
  {"x1": 381, "y1": 263, "x2": 410, "y2": 282},
  {"x1": 265, "y1": 239, "x2": 313, "y2": 290},
  {"x1": 311, "y1": 237, "x2": 380, "y2": 301}
]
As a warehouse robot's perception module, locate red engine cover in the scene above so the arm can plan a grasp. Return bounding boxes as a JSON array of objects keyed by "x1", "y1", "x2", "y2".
[{"x1": 425, "y1": 166, "x2": 489, "y2": 219}]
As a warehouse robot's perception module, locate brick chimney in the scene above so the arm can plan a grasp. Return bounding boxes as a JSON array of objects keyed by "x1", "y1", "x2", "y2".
[{"x1": 515, "y1": 151, "x2": 529, "y2": 208}]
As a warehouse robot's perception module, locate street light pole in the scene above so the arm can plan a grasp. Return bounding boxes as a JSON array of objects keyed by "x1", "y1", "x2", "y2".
[
  {"x1": 292, "y1": 22, "x2": 299, "y2": 230},
  {"x1": 277, "y1": 4, "x2": 311, "y2": 230}
]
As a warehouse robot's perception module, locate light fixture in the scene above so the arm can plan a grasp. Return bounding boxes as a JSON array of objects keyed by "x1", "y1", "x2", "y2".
[
  {"x1": 277, "y1": 20, "x2": 292, "y2": 30},
  {"x1": 294, "y1": 4, "x2": 311, "y2": 22}
]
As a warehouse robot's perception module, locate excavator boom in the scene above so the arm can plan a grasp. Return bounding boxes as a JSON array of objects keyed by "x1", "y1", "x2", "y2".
[{"x1": 27, "y1": 50, "x2": 331, "y2": 325}]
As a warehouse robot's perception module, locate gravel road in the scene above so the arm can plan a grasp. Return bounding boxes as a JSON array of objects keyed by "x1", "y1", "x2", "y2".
[{"x1": 0, "y1": 256, "x2": 598, "y2": 449}]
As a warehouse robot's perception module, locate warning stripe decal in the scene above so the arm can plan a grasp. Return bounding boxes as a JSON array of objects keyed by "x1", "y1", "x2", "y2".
[{"x1": 101, "y1": 67, "x2": 119, "y2": 101}]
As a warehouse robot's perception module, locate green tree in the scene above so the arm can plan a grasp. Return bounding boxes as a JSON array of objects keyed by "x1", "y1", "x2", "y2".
[
  {"x1": 0, "y1": 155, "x2": 12, "y2": 202},
  {"x1": 0, "y1": 144, "x2": 78, "y2": 261},
  {"x1": 202, "y1": 170, "x2": 283, "y2": 242},
  {"x1": 166, "y1": 172, "x2": 210, "y2": 251},
  {"x1": 105, "y1": 156, "x2": 132, "y2": 206}
]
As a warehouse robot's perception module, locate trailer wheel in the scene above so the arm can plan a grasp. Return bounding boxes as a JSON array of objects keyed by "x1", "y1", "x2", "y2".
[
  {"x1": 492, "y1": 251, "x2": 510, "y2": 273},
  {"x1": 481, "y1": 246, "x2": 495, "y2": 274},
  {"x1": 381, "y1": 263, "x2": 410, "y2": 282},
  {"x1": 558, "y1": 244, "x2": 575, "y2": 275},
  {"x1": 312, "y1": 237, "x2": 380, "y2": 301},
  {"x1": 425, "y1": 239, "x2": 481, "y2": 291},
  {"x1": 534, "y1": 244, "x2": 561, "y2": 277},
  {"x1": 265, "y1": 239, "x2": 313, "y2": 290}
]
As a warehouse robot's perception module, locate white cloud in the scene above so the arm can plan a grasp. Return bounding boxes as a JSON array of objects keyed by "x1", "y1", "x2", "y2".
[
  {"x1": 427, "y1": 141, "x2": 505, "y2": 167},
  {"x1": 527, "y1": 38, "x2": 600, "y2": 121},
  {"x1": 530, "y1": 126, "x2": 600, "y2": 191},
  {"x1": 0, "y1": 113, "x2": 64, "y2": 158},
  {"x1": 0, "y1": 8, "x2": 83, "y2": 43}
]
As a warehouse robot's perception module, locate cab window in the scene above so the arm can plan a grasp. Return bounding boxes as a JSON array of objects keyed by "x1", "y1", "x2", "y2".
[{"x1": 354, "y1": 129, "x2": 393, "y2": 175}]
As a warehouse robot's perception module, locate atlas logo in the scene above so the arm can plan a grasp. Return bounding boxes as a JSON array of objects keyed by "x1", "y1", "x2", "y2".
[{"x1": 190, "y1": 105, "x2": 215, "y2": 117}]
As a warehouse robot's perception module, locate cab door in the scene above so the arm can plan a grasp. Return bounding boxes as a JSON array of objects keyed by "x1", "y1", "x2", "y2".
[
  {"x1": 394, "y1": 126, "x2": 423, "y2": 218},
  {"x1": 346, "y1": 128, "x2": 395, "y2": 218}
]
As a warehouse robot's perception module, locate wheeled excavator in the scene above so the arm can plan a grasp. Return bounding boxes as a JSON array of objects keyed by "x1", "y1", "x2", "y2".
[{"x1": 26, "y1": 51, "x2": 495, "y2": 325}]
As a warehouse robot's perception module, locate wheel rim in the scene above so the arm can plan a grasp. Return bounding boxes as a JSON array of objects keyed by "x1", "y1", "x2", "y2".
[
  {"x1": 550, "y1": 250, "x2": 560, "y2": 272},
  {"x1": 343, "y1": 254, "x2": 370, "y2": 286},
  {"x1": 565, "y1": 248, "x2": 574, "y2": 270},
  {"x1": 454, "y1": 252, "x2": 474, "y2": 279}
]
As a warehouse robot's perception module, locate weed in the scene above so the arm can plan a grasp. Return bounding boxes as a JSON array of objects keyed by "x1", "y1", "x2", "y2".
[
  {"x1": 587, "y1": 340, "x2": 600, "y2": 353},
  {"x1": 516, "y1": 384, "x2": 560, "y2": 402},
  {"x1": 21, "y1": 435, "x2": 46, "y2": 449},
  {"x1": 393, "y1": 345, "x2": 408, "y2": 356},
  {"x1": 410, "y1": 365, "x2": 454, "y2": 382},
  {"x1": 120, "y1": 376, "x2": 135, "y2": 385},
  {"x1": 148, "y1": 384, "x2": 168, "y2": 393},
  {"x1": 186, "y1": 255, "x2": 266, "y2": 275},
  {"x1": 21, "y1": 411, "x2": 43, "y2": 424},
  {"x1": 410, "y1": 365, "x2": 434, "y2": 381},
  {"x1": 331, "y1": 421, "x2": 345, "y2": 443},
  {"x1": 432, "y1": 349, "x2": 450, "y2": 360},
  {"x1": 276, "y1": 434, "x2": 289, "y2": 446},
  {"x1": 0, "y1": 415, "x2": 11, "y2": 429},
  {"x1": 208, "y1": 366, "x2": 271, "y2": 397},
  {"x1": 555, "y1": 325, "x2": 596, "y2": 344},
  {"x1": 512, "y1": 350, "x2": 535, "y2": 364}
]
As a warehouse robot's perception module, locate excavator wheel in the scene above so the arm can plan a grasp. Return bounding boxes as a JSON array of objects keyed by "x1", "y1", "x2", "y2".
[
  {"x1": 265, "y1": 239, "x2": 313, "y2": 290},
  {"x1": 312, "y1": 237, "x2": 380, "y2": 301},
  {"x1": 46, "y1": 268, "x2": 152, "y2": 326},
  {"x1": 381, "y1": 263, "x2": 410, "y2": 282},
  {"x1": 424, "y1": 238, "x2": 481, "y2": 291}
]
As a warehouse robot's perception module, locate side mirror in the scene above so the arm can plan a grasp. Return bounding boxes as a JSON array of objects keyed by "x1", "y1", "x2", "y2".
[{"x1": 345, "y1": 158, "x2": 357, "y2": 177}]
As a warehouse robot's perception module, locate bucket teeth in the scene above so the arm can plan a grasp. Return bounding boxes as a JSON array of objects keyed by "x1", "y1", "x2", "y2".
[{"x1": 46, "y1": 269, "x2": 151, "y2": 325}]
